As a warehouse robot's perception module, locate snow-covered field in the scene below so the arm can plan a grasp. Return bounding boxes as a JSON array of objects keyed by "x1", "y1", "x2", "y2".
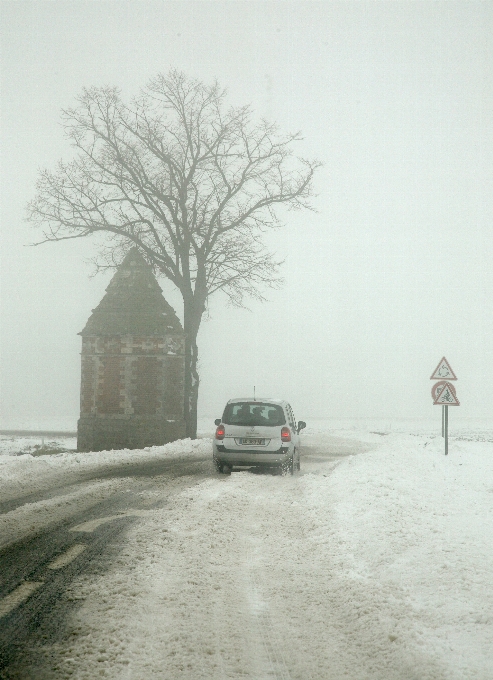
[{"x1": 1, "y1": 425, "x2": 492, "y2": 678}]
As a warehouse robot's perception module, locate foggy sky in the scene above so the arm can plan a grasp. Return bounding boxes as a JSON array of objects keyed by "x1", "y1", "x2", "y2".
[{"x1": 1, "y1": 1, "x2": 492, "y2": 429}]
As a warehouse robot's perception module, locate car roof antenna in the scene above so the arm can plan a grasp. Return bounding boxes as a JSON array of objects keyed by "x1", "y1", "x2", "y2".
[{"x1": 253, "y1": 386, "x2": 256, "y2": 401}]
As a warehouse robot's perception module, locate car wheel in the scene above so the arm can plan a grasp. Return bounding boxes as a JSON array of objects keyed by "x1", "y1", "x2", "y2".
[
  {"x1": 281, "y1": 456, "x2": 294, "y2": 476},
  {"x1": 220, "y1": 464, "x2": 232, "y2": 475},
  {"x1": 213, "y1": 456, "x2": 221, "y2": 472}
]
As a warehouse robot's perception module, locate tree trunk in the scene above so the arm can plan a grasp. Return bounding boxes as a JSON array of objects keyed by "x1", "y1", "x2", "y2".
[
  {"x1": 183, "y1": 300, "x2": 202, "y2": 439},
  {"x1": 184, "y1": 330, "x2": 199, "y2": 439}
]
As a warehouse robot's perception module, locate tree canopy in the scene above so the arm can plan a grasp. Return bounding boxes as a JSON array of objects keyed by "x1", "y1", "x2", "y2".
[{"x1": 28, "y1": 70, "x2": 321, "y2": 436}]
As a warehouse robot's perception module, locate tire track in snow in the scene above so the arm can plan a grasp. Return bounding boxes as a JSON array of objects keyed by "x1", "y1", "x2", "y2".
[
  {"x1": 245, "y1": 545, "x2": 293, "y2": 680},
  {"x1": 207, "y1": 480, "x2": 295, "y2": 680},
  {"x1": 208, "y1": 475, "x2": 315, "y2": 680}
]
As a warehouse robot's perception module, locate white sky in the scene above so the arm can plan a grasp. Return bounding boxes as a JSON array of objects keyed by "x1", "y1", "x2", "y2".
[{"x1": 1, "y1": 1, "x2": 492, "y2": 429}]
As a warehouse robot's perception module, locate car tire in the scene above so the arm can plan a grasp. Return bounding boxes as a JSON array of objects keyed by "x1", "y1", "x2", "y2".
[
  {"x1": 220, "y1": 464, "x2": 232, "y2": 475},
  {"x1": 281, "y1": 456, "x2": 294, "y2": 476}
]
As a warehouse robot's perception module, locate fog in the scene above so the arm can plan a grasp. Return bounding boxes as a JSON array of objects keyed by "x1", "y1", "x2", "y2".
[{"x1": 1, "y1": 1, "x2": 492, "y2": 430}]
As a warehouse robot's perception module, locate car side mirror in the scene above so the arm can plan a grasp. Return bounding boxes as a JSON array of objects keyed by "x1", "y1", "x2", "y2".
[
  {"x1": 214, "y1": 418, "x2": 221, "y2": 426},
  {"x1": 297, "y1": 421, "x2": 306, "y2": 434}
]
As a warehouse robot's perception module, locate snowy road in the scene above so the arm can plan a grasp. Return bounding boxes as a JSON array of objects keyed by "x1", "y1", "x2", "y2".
[
  {"x1": 0, "y1": 454, "x2": 212, "y2": 678},
  {"x1": 0, "y1": 436, "x2": 365, "y2": 679},
  {"x1": 1, "y1": 429, "x2": 492, "y2": 679}
]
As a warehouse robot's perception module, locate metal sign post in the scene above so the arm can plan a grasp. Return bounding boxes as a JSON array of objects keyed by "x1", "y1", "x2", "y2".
[
  {"x1": 444, "y1": 405, "x2": 449, "y2": 455},
  {"x1": 431, "y1": 359, "x2": 459, "y2": 455},
  {"x1": 431, "y1": 379, "x2": 457, "y2": 440}
]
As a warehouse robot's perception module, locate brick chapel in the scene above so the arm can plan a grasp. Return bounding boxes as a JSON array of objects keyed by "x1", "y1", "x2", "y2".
[{"x1": 77, "y1": 248, "x2": 186, "y2": 452}]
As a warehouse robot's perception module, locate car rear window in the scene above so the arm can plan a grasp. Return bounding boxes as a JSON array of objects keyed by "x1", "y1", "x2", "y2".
[{"x1": 222, "y1": 402, "x2": 286, "y2": 427}]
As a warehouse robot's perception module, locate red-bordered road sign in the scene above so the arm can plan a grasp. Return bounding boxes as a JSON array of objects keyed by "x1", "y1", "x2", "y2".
[
  {"x1": 430, "y1": 357, "x2": 457, "y2": 381},
  {"x1": 431, "y1": 380, "x2": 457, "y2": 402},
  {"x1": 433, "y1": 382, "x2": 460, "y2": 405}
]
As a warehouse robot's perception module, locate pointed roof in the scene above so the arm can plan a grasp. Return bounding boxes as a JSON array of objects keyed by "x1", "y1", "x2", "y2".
[{"x1": 80, "y1": 249, "x2": 183, "y2": 336}]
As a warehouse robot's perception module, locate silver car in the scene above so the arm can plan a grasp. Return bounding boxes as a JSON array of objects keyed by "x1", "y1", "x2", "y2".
[{"x1": 213, "y1": 398, "x2": 306, "y2": 475}]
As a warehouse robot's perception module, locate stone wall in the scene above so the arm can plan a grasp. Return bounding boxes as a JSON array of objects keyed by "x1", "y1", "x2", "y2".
[
  {"x1": 77, "y1": 415, "x2": 185, "y2": 453},
  {"x1": 77, "y1": 334, "x2": 185, "y2": 452}
]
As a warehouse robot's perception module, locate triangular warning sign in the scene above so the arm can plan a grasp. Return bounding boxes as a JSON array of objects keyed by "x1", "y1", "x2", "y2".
[
  {"x1": 431, "y1": 380, "x2": 456, "y2": 402},
  {"x1": 433, "y1": 382, "x2": 460, "y2": 405},
  {"x1": 430, "y1": 357, "x2": 457, "y2": 381}
]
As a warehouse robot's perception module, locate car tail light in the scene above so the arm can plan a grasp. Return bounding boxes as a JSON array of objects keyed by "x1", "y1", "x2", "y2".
[
  {"x1": 281, "y1": 427, "x2": 291, "y2": 442},
  {"x1": 215, "y1": 424, "x2": 225, "y2": 440}
]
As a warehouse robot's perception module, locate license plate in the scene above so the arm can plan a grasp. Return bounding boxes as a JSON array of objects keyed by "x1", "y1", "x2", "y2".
[{"x1": 241, "y1": 438, "x2": 265, "y2": 445}]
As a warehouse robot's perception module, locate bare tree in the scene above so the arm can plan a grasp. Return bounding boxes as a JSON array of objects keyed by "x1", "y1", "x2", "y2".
[{"x1": 28, "y1": 70, "x2": 321, "y2": 438}]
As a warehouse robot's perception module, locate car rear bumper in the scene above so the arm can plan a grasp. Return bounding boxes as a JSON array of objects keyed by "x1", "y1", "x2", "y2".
[{"x1": 214, "y1": 445, "x2": 290, "y2": 467}]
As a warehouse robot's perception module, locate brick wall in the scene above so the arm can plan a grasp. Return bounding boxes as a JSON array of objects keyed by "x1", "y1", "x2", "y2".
[
  {"x1": 133, "y1": 356, "x2": 160, "y2": 415},
  {"x1": 98, "y1": 356, "x2": 123, "y2": 414},
  {"x1": 77, "y1": 334, "x2": 185, "y2": 451}
]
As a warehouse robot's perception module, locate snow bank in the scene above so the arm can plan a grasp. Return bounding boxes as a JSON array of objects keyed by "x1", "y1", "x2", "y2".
[
  {"x1": 0, "y1": 438, "x2": 211, "y2": 503},
  {"x1": 314, "y1": 433, "x2": 493, "y2": 678}
]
